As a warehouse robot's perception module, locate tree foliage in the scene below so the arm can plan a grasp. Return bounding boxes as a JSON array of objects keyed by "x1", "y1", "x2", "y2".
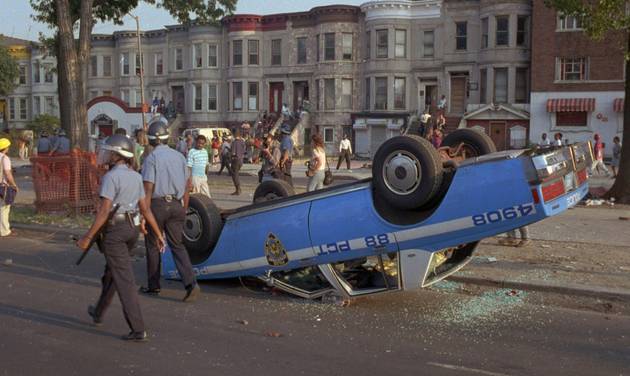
[
  {"x1": 27, "y1": 114, "x2": 61, "y2": 136},
  {"x1": 0, "y1": 45, "x2": 19, "y2": 97}
]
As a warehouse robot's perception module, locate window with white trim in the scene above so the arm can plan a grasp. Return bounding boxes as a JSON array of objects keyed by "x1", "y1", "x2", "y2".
[
  {"x1": 44, "y1": 64, "x2": 54, "y2": 83},
  {"x1": 174, "y1": 48, "x2": 183, "y2": 71},
  {"x1": 324, "y1": 79, "x2": 335, "y2": 110},
  {"x1": 494, "y1": 67, "x2": 508, "y2": 104},
  {"x1": 557, "y1": 13, "x2": 583, "y2": 30},
  {"x1": 33, "y1": 96, "x2": 41, "y2": 116},
  {"x1": 103, "y1": 56, "x2": 112, "y2": 77},
  {"x1": 423, "y1": 30, "x2": 434, "y2": 57},
  {"x1": 193, "y1": 44, "x2": 203, "y2": 68},
  {"x1": 395, "y1": 29, "x2": 406, "y2": 58},
  {"x1": 556, "y1": 57, "x2": 588, "y2": 81},
  {"x1": 481, "y1": 18, "x2": 488, "y2": 49},
  {"x1": 8, "y1": 98, "x2": 15, "y2": 120},
  {"x1": 342, "y1": 33, "x2": 353, "y2": 60},
  {"x1": 33, "y1": 62, "x2": 40, "y2": 83},
  {"x1": 194, "y1": 83, "x2": 202, "y2": 111},
  {"x1": 515, "y1": 68, "x2": 529, "y2": 104},
  {"x1": 248, "y1": 82, "x2": 258, "y2": 111},
  {"x1": 248, "y1": 40, "x2": 259, "y2": 65},
  {"x1": 517, "y1": 16, "x2": 530, "y2": 46},
  {"x1": 324, "y1": 127, "x2": 334, "y2": 143},
  {"x1": 135, "y1": 53, "x2": 143, "y2": 76},
  {"x1": 232, "y1": 81, "x2": 243, "y2": 110},
  {"x1": 155, "y1": 53, "x2": 163, "y2": 75},
  {"x1": 19, "y1": 98, "x2": 27, "y2": 120},
  {"x1": 510, "y1": 125, "x2": 527, "y2": 148},
  {"x1": 297, "y1": 37, "x2": 307, "y2": 64},
  {"x1": 376, "y1": 29, "x2": 388, "y2": 58},
  {"x1": 341, "y1": 79, "x2": 352, "y2": 109},
  {"x1": 90, "y1": 55, "x2": 98, "y2": 77},
  {"x1": 208, "y1": 83, "x2": 217, "y2": 111},
  {"x1": 456, "y1": 22, "x2": 467, "y2": 50},
  {"x1": 495, "y1": 16, "x2": 509, "y2": 46},
  {"x1": 324, "y1": 33, "x2": 335, "y2": 61},
  {"x1": 45, "y1": 96, "x2": 54, "y2": 114},
  {"x1": 271, "y1": 39, "x2": 282, "y2": 65},
  {"x1": 18, "y1": 65, "x2": 26, "y2": 85},
  {"x1": 208, "y1": 45, "x2": 218, "y2": 67},
  {"x1": 121, "y1": 89, "x2": 130, "y2": 105},
  {"x1": 394, "y1": 77, "x2": 406, "y2": 109},
  {"x1": 232, "y1": 40, "x2": 243, "y2": 66},
  {"x1": 121, "y1": 52, "x2": 130, "y2": 75},
  {"x1": 375, "y1": 77, "x2": 388, "y2": 110}
]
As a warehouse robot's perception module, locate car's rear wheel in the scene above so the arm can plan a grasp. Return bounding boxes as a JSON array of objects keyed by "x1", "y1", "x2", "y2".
[
  {"x1": 372, "y1": 135, "x2": 443, "y2": 210},
  {"x1": 253, "y1": 179, "x2": 295, "y2": 203},
  {"x1": 441, "y1": 128, "x2": 497, "y2": 157},
  {"x1": 183, "y1": 194, "x2": 223, "y2": 265}
]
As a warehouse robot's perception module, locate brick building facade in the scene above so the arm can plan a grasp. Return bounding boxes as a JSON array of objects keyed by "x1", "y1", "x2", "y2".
[{"x1": 529, "y1": 0, "x2": 625, "y2": 154}]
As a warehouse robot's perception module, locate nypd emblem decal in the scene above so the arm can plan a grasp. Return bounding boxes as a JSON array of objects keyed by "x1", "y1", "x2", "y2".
[{"x1": 264, "y1": 233, "x2": 289, "y2": 266}]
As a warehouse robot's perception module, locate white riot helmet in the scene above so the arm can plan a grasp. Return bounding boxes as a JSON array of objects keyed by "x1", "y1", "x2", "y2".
[{"x1": 97, "y1": 134, "x2": 135, "y2": 166}]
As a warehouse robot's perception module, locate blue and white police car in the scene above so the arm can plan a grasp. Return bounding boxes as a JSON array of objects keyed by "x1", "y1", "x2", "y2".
[{"x1": 163, "y1": 129, "x2": 593, "y2": 299}]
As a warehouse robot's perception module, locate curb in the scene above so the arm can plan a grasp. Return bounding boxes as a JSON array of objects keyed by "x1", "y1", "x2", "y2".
[
  {"x1": 448, "y1": 274, "x2": 630, "y2": 301},
  {"x1": 12, "y1": 222, "x2": 85, "y2": 237}
]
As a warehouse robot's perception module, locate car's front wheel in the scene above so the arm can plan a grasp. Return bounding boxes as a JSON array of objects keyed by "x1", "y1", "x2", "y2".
[
  {"x1": 253, "y1": 179, "x2": 295, "y2": 203},
  {"x1": 183, "y1": 194, "x2": 223, "y2": 265},
  {"x1": 372, "y1": 135, "x2": 443, "y2": 210}
]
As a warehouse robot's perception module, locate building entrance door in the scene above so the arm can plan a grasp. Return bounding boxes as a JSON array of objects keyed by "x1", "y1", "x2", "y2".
[
  {"x1": 490, "y1": 121, "x2": 507, "y2": 151},
  {"x1": 293, "y1": 81, "x2": 309, "y2": 112},
  {"x1": 450, "y1": 76, "x2": 467, "y2": 114},
  {"x1": 172, "y1": 86, "x2": 185, "y2": 114},
  {"x1": 269, "y1": 82, "x2": 284, "y2": 113}
]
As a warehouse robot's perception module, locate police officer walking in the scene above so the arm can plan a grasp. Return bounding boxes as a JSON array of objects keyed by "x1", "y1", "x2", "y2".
[
  {"x1": 76, "y1": 135, "x2": 165, "y2": 342},
  {"x1": 140, "y1": 117, "x2": 200, "y2": 302}
]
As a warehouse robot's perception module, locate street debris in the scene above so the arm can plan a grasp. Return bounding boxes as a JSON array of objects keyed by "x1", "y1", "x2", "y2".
[
  {"x1": 3, "y1": 258, "x2": 13, "y2": 266},
  {"x1": 237, "y1": 319, "x2": 249, "y2": 326},
  {"x1": 541, "y1": 244, "x2": 551, "y2": 249},
  {"x1": 584, "y1": 199, "x2": 615, "y2": 207},
  {"x1": 264, "y1": 331, "x2": 283, "y2": 338},
  {"x1": 619, "y1": 217, "x2": 629, "y2": 221}
]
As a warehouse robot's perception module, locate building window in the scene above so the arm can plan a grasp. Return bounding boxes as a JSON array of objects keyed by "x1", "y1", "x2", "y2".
[
  {"x1": 135, "y1": 53, "x2": 143, "y2": 76},
  {"x1": 45, "y1": 96, "x2": 54, "y2": 114},
  {"x1": 89, "y1": 56, "x2": 98, "y2": 77},
  {"x1": 248, "y1": 40, "x2": 259, "y2": 65},
  {"x1": 341, "y1": 79, "x2": 352, "y2": 109},
  {"x1": 33, "y1": 62, "x2": 40, "y2": 83},
  {"x1": 557, "y1": 57, "x2": 588, "y2": 81},
  {"x1": 271, "y1": 39, "x2": 282, "y2": 65},
  {"x1": 395, "y1": 29, "x2": 406, "y2": 58},
  {"x1": 208, "y1": 84, "x2": 217, "y2": 111},
  {"x1": 510, "y1": 125, "x2": 527, "y2": 148},
  {"x1": 18, "y1": 65, "x2": 26, "y2": 84},
  {"x1": 174, "y1": 48, "x2": 183, "y2": 71},
  {"x1": 376, "y1": 29, "x2": 388, "y2": 58},
  {"x1": 155, "y1": 53, "x2": 163, "y2": 75},
  {"x1": 324, "y1": 127, "x2": 334, "y2": 143},
  {"x1": 102, "y1": 90, "x2": 112, "y2": 97},
  {"x1": 515, "y1": 68, "x2": 529, "y2": 103},
  {"x1": 316, "y1": 34, "x2": 320, "y2": 62},
  {"x1": 193, "y1": 44, "x2": 203, "y2": 68},
  {"x1": 557, "y1": 112, "x2": 587, "y2": 127},
  {"x1": 193, "y1": 84, "x2": 202, "y2": 111},
  {"x1": 456, "y1": 22, "x2": 467, "y2": 51},
  {"x1": 342, "y1": 33, "x2": 353, "y2": 60},
  {"x1": 324, "y1": 33, "x2": 335, "y2": 61},
  {"x1": 8, "y1": 98, "x2": 15, "y2": 119},
  {"x1": 365, "y1": 77, "x2": 371, "y2": 110},
  {"x1": 121, "y1": 89, "x2": 130, "y2": 105},
  {"x1": 315, "y1": 79, "x2": 320, "y2": 110},
  {"x1": 44, "y1": 65, "x2": 54, "y2": 83},
  {"x1": 558, "y1": 13, "x2": 583, "y2": 30},
  {"x1": 103, "y1": 56, "x2": 112, "y2": 77},
  {"x1": 133, "y1": 89, "x2": 141, "y2": 107},
  {"x1": 496, "y1": 16, "x2": 509, "y2": 46},
  {"x1": 232, "y1": 82, "x2": 243, "y2": 110},
  {"x1": 248, "y1": 82, "x2": 258, "y2": 111},
  {"x1": 394, "y1": 77, "x2": 406, "y2": 109},
  {"x1": 208, "y1": 45, "x2": 218, "y2": 67},
  {"x1": 365, "y1": 31, "x2": 371, "y2": 59},
  {"x1": 33, "y1": 96, "x2": 40, "y2": 116},
  {"x1": 494, "y1": 68, "x2": 508, "y2": 104},
  {"x1": 232, "y1": 40, "x2": 243, "y2": 66},
  {"x1": 324, "y1": 78, "x2": 335, "y2": 110},
  {"x1": 423, "y1": 30, "x2": 434, "y2": 57},
  {"x1": 19, "y1": 98, "x2": 27, "y2": 120},
  {"x1": 481, "y1": 18, "x2": 488, "y2": 49},
  {"x1": 517, "y1": 16, "x2": 530, "y2": 46},
  {"x1": 375, "y1": 77, "x2": 388, "y2": 110},
  {"x1": 89, "y1": 91, "x2": 98, "y2": 101},
  {"x1": 297, "y1": 37, "x2": 307, "y2": 64},
  {"x1": 479, "y1": 68, "x2": 487, "y2": 104}
]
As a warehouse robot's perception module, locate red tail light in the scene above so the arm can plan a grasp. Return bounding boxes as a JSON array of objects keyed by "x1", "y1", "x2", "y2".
[
  {"x1": 541, "y1": 179, "x2": 565, "y2": 202},
  {"x1": 531, "y1": 188, "x2": 540, "y2": 204},
  {"x1": 577, "y1": 169, "x2": 587, "y2": 185}
]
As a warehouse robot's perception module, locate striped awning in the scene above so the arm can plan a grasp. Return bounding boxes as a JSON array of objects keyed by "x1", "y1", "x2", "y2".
[
  {"x1": 546, "y1": 98, "x2": 596, "y2": 113},
  {"x1": 614, "y1": 98, "x2": 624, "y2": 113}
]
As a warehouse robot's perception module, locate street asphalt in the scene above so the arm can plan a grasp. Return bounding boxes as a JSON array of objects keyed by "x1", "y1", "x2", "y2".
[{"x1": 1, "y1": 230, "x2": 629, "y2": 376}]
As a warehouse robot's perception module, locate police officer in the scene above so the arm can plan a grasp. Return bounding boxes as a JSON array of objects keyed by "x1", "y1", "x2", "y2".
[
  {"x1": 37, "y1": 131, "x2": 51, "y2": 155},
  {"x1": 76, "y1": 135, "x2": 164, "y2": 342},
  {"x1": 140, "y1": 117, "x2": 200, "y2": 302},
  {"x1": 49, "y1": 129, "x2": 71, "y2": 156}
]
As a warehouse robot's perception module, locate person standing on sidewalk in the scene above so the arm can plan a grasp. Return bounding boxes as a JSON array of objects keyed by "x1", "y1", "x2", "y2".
[
  {"x1": 187, "y1": 135, "x2": 211, "y2": 197},
  {"x1": 593, "y1": 133, "x2": 611, "y2": 177},
  {"x1": 336, "y1": 134, "x2": 352, "y2": 171},
  {"x1": 140, "y1": 118, "x2": 200, "y2": 302},
  {"x1": 611, "y1": 136, "x2": 621, "y2": 178},
  {"x1": 217, "y1": 137, "x2": 232, "y2": 175},
  {"x1": 37, "y1": 131, "x2": 51, "y2": 155},
  {"x1": 76, "y1": 135, "x2": 165, "y2": 342},
  {"x1": 230, "y1": 130, "x2": 246, "y2": 196},
  {"x1": 306, "y1": 134, "x2": 327, "y2": 192},
  {"x1": 0, "y1": 138, "x2": 18, "y2": 237},
  {"x1": 279, "y1": 124, "x2": 294, "y2": 187},
  {"x1": 499, "y1": 227, "x2": 531, "y2": 247}
]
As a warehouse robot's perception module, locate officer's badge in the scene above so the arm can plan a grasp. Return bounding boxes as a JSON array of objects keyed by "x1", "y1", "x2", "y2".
[{"x1": 264, "y1": 233, "x2": 289, "y2": 266}]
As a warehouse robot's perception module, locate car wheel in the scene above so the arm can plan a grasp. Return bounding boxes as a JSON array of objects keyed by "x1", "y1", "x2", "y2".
[
  {"x1": 253, "y1": 179, "x2": 295, "y2": 203},
  {"x1": 441, "y1": 128, "x2": 497, "y2": 157},
  {"x1": 183, "y1": 194, "x2": 223, "y2": 265},
  {"x1": 372, "y1": 135, "x2": 443, "y2": 210}
]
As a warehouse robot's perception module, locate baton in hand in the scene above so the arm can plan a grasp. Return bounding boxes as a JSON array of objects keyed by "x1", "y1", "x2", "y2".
[{"x1": 74, "y1": 204, "x2": 120, "y2": 265}]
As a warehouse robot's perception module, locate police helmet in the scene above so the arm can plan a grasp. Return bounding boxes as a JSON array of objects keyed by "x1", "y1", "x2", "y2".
[
  {"x1": 53, "y1": 128, "x2": 61, "y2": 135},
  {"x1": 97, "y1": 134, "x2": 134, "y2": 165},
  {"x1": 58, "y1": 129, "x2": 67, "y2": 137},
  {"x1": 41, "y1": 131, "x2": 49, "y2": 137},
  {"x1": 147, "y1": 117, "x2": 170, "y2": 143},
  {"x1": 280, "y1": 123, "x2": 291, "y2": 135}
]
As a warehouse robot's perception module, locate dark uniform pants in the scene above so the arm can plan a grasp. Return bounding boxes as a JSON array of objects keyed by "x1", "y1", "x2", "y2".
[
  {"x1": 231, "y1": 157, "x2": 243, "y2": 190},
  {"x1": 336, "y1": 149, "x2": 351, "y2": 170},
  {"x1": 94, "y1": 222, "x2": 145, "y2": 333},
  {"x1": 145, "y1": 199, "x2": 196, "y2": 290},
  {"x1": 218, "y1": 154, "x2": 231, "y2": 174}
]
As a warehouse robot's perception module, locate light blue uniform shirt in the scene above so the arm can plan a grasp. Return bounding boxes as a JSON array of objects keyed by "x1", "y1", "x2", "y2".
[
  {"x1": 52, "y1": 136, "x2": 71, "y2": 154},
  {"x1": 187, "y1": 148, "x2": 209, "y2": 177},
  {"x1": 142, "y1": 145, "x2": 190, "y2": 200},
  {"x1": 99, "y1": 164, "x2": 145, "y2": 214}
]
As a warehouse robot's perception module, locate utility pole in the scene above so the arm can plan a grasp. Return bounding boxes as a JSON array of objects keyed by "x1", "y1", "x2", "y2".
[{"x1": 131, "y1": 14, "x2": 146, "y2": 130}]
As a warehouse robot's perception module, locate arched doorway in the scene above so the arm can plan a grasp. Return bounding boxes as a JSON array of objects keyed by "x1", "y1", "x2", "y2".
[{"x1": 91, "y1": 114, "x2": 115, "y2": 137}]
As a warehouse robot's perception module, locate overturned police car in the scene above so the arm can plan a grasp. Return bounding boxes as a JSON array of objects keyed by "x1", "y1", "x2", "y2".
[{"x1": 162, "y1": 129, "x2": 593, "y2": 299}]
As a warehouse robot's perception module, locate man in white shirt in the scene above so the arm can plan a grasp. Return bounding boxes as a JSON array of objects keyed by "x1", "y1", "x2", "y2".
[
  {"x1": 540, "y1": 133, "x2": 550, "y2": 146},
  {"x1": 419, "y1": 111, "x2": 432, "y2": 137},
  {"x1": 336, "y1": 134, "x2": 352, "y2": 171}
]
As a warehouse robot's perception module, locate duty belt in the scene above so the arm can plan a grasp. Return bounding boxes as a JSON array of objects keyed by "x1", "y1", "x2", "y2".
[
  {"x1": 108, "y1": 211, "x2": 140, "y2": 227},
  {"x1": 155, "y1": 195, "x2": 177, "y2": 202}
]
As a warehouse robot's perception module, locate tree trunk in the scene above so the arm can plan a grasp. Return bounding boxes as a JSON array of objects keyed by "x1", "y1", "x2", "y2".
[
  {"x1": 605, "y1": 31, "x2": 630, "y2": 203},
  {"x1": 76, "y1": 0, "x2": 94, "y2": 150},
  {"x1": 55, "y1": 35, "x2": 71, "y2": 135}
]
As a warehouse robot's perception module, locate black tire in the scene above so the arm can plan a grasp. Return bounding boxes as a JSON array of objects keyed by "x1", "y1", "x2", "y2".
[
  {"x1": 372, "y1": 135, "x2": 443, "y2": 210},
  {"x1": 442, "y1": 128, "x2": 497, "y2": 157},
  {"x1": 183, "y1": 194, "x2": 223, "y2": 265},
  {"x1": 253, "y1": 179, "x2": 295, "y2": 203}
]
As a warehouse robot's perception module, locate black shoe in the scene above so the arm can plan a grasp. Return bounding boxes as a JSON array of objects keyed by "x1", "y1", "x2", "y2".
[
  {"x1": 183, "y1": 284, "x2": 200, "y2": 303},
  {"x1": 139, "y1": 286, "x2": 161, "y2": 295},
  {"x1": 87, "y1": 305, "x2": 103, "y2": 327},
  {"x1": 121, "y1": 331, "x2": 148, "y2": 342}
]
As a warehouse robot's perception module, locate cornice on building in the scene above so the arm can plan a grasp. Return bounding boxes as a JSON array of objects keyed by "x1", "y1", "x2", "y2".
[{"x1": 361, "y1": 0, "x2": 442, "y2": 21}]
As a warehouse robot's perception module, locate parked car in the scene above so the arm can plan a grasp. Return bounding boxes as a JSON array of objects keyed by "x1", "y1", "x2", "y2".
[
  {"x1": 163, "y1": 129, "x2": 594, "y2": 299},
  {"x1": 183, "y1": 127, "x2": 232, "y2": 141}
]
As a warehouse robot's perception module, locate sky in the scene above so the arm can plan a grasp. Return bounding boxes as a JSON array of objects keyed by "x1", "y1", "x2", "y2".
[{"x1": 0, "y1": 0, "x2": 366, "y2": 41}]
